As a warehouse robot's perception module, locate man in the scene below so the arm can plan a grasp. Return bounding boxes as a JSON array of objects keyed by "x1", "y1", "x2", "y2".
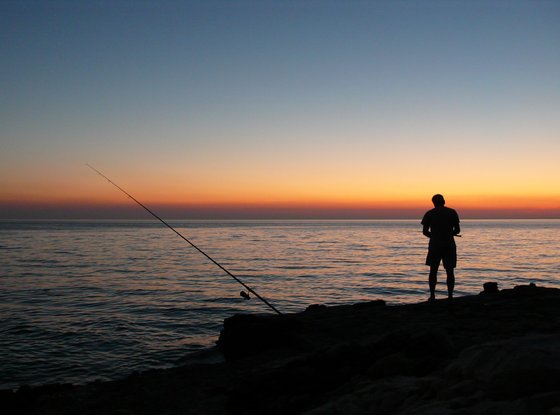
[{"x1": 421, "y1": 194, "x2": 460, "y2": 301}]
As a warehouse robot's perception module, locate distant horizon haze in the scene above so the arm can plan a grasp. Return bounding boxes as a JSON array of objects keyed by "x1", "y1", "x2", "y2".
[{"x1": 1, "y1": 197, "x2": 558, "y2": 220}]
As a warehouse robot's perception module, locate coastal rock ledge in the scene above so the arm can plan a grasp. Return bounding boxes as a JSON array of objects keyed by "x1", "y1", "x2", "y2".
[{"x1": 3, "y1": 284, "x2": 560, "y2": 414}]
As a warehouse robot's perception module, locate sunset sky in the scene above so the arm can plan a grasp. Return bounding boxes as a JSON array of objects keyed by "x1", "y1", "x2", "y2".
[{"x1": 1, "y1": 1, "x2": 559, "y2": 219}]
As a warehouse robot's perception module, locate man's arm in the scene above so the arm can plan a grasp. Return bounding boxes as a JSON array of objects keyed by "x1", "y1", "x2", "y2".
[
  {"x1": 421, "y1": 212, "x2": 431, "y2": 238},
  {"x1": 454, "y1": 223, "x2": 461, "y2": 236},
  {"x1": 453, "y1": 210, "x2": 461, "y2": 236}
]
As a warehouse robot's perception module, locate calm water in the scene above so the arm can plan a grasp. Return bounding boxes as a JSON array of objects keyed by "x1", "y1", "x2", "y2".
[{"x1": 1, "y1": 219, "x2": 559, "y2": 389}]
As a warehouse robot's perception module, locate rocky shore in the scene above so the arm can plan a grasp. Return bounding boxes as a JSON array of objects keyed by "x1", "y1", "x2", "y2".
[{"x1": 3, "y1": 283, "x2": 560, "y2": 414}]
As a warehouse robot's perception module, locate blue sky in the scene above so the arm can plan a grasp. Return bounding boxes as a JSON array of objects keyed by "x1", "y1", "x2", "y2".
[{"x1": 1, "y1": 1, "x2": 559, "y2": 218}]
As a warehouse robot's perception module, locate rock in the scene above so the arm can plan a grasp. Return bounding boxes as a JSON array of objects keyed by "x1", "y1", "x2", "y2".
[
  {"x1": 513, "y1": 282, "x2": 538, "y2": 293},
  {"x1": 217, "y1": 313, "x2": 303, "y2": 359},
  {"x1": 406, "y1": 330, "x2": 456, "y2": 360},
  {"x1": 352, "y1": 300, "x2": 386, "y2": 310},
  {"x1": 482, "y1": 282, "x2": 499, "y2": 293},
  {"x1": 443, "y1": 334, "x2": 560, "y2": 399},
  {"x1": 306, "y1": 304, "x2": 327, "y2": 312},
  {"x1": 366, "y1": 352, "x2": 415, "y2": 379}
]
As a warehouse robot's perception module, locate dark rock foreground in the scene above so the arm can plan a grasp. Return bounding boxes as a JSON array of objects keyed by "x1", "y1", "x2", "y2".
[{"x1": 3, "y1": 284, "x2": 560, "y2": 414}]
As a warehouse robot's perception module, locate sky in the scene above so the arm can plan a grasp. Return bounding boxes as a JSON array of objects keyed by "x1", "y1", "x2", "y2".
[{"x1": 1, "y1": 0, "x2": 559, "y2": 219}]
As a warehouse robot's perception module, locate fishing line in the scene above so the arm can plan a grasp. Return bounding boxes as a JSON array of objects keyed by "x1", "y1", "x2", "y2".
[{"x1": 86, "y1": 164, "x2": 282, "y2": 315}]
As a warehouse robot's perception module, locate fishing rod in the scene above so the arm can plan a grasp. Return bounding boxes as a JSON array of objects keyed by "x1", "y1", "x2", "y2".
[{"x1": 86, "y1": 164, "x2": 282, "y2": 315}]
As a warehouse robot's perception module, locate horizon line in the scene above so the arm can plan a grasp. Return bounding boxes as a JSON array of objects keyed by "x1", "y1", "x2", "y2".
[
  {"x1": 1, "y1": 200, "x2": 558, "y2": 220},
  {"x1": 2, "y1": 217, "x2": 560, "y2": 222}
]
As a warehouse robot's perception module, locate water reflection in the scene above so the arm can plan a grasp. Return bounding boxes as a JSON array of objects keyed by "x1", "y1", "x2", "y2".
[{"x1": 0, "y1": 219, "x2": 559, "y2": 388}]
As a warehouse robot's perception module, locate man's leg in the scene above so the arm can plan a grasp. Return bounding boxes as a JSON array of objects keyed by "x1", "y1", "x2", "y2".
[
  {"x1": 445, "y1": 267, "x2": 455, "y2": 299},
  {"x1": 429, "y1": 263, "x2": 439, "y2": 300}
]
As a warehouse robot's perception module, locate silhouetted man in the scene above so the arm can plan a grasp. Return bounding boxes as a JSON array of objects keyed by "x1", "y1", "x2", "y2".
[{"x1": 421, "y1": 194, "x2": 460, "y2": 301}]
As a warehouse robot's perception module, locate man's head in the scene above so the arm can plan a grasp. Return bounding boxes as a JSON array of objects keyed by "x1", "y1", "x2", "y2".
[{"x1": 432, "y1": 194, "x2": 445, "y2": 207}]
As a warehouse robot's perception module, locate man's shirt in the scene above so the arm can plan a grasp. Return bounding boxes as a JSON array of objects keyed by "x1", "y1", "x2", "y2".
[{"x1": 421, "y1": 206, "x2": 460, "y2": 245}]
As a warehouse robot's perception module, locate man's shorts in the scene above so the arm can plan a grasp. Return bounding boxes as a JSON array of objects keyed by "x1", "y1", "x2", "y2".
[{"x1": 425, "y1": 243, "x2": 457, "y2": 269}]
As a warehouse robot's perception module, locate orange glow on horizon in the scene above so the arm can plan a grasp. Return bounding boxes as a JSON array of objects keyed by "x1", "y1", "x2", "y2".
[
  {"x1": 3, "y1": 191, "x2": 559, "y2": 210},
  {"x1": 1, "y1": 193, "x2": 558, "y2": 220},
  {"x1": 1, "y1": 165, "x2": 559, "y2": 219}
]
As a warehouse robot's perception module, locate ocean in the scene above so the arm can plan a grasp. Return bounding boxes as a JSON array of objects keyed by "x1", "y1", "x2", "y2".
[{"x1": 1, "y1": 219, "x2": 559, "y2": 389}]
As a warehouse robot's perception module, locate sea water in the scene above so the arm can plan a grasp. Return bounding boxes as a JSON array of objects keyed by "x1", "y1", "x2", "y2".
[{"x1": 1, "y1": 219, "x2": 559, "y2": 389}]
